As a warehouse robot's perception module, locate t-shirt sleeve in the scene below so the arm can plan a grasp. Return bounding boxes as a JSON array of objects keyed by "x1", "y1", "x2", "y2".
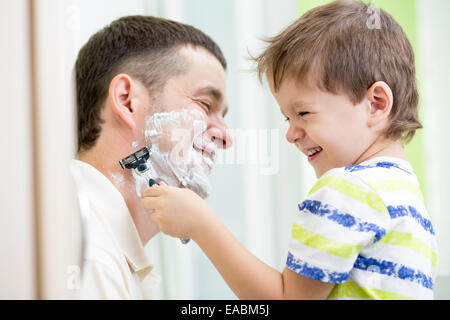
[{"x1": 286, "y1": 168, "x2": 389, "y2": 283}]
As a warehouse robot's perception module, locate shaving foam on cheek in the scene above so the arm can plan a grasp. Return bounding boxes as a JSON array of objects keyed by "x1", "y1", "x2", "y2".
[{"x1": 143, "y1": 109, "x2": 217, "y2": 198}]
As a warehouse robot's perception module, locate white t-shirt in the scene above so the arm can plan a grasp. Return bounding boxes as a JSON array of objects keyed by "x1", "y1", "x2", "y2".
[
  {"x1": 71, "y1": 160, "x2": 161, "y2": 299},
  {"x1": 286, "y1": 157, "x2": 437, "y2": 300}
]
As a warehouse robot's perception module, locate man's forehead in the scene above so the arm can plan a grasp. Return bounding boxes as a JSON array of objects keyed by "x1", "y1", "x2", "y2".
[{"x1": 172, "y1": 46, "x2": 228, "y2": 115}]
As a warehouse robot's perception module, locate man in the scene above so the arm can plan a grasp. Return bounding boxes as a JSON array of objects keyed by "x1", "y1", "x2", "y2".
[{"x1": 72, "y1": 15, "x2": 232, "y2": 299}]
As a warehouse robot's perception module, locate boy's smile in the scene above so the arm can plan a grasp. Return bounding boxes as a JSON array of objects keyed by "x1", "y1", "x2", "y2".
[
  {"x1": 304, "y1": 146, "x2": 323, "y2": 162},
  {"x1": 269, "y1": 76, "x2": 375, "y2": 178}
]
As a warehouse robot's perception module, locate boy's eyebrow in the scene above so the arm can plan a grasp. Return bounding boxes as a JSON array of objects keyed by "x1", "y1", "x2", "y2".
[{"x1": 288, "y1": 100, "x2": 312, "y2": 109}]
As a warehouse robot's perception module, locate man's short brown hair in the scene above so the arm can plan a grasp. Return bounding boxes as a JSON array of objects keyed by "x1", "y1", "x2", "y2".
[
  {"x1": 75, "y1": 15, "x2": 226, "y2": 152},
  {"x1": 254, "y1": 0, "x2": 421, "y2": 143}
]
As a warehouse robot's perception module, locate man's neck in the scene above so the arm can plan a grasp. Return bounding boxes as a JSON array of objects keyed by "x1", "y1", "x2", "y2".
[{"x1": 78, "y1": 146, "x2": 159, "y2": 245}]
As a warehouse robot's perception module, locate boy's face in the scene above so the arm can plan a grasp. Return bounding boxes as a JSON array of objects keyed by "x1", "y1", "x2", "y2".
[{"x1": 270, "y1": 76, "x2": 373, "y2": 178}]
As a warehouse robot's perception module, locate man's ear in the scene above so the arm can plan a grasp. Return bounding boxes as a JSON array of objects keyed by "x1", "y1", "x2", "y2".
[
  {"x1": 108, "y1": 74, "x2": 137, "y2": 131},
  {"x1": 366, "y1": 81, "x2": 394, "y2": 128}
]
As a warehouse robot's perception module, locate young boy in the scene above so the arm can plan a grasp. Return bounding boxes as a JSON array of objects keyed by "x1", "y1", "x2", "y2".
[{"x1": 142, "y1": 0, "x2": 437, "y2": 299}]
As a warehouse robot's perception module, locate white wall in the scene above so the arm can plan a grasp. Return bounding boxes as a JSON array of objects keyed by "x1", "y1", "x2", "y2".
[
  {"x1": 0, "y1": 0, "x2": 35, "y2": 299},
  {"x1": 418, "y1": 0, "x2": 450, "y2": 299},
  {"x1": 0, "y1": 0, "x2": 83, "y2": 299},
  {"x1": 163, "y1": 0, "x2": 306, "y2": 299}
]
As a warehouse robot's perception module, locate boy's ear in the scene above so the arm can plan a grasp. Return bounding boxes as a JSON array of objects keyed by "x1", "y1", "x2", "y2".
[
  {"x1": 366, "y1": 81, "x2": 393, "y2": 128},
  {"x1": 108, "y1": 73, "x2": 138, "y2": 133}
]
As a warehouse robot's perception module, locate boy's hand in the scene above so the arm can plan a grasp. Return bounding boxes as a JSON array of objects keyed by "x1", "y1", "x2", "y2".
[{"x1": 142, "y1": 185, "x2": 215, "y2": 240}]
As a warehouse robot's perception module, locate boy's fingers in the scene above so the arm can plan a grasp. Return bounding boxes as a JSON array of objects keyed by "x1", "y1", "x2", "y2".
[
  {"x1": 142, "y1": 197, "x2": 159, "y2": 211},
  {"x1": 142, "y1": 186, "x2": 164, "y2": 197}
]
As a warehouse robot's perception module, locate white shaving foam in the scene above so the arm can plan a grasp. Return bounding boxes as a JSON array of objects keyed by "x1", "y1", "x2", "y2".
[
  {"x1": 142, "y1": 109, "x2": 218, "y2": 198},
  {"x1": 132, "y1": 169, "x2": 150, "y2": 198},
  {"x1": 110, "y1": 172, "x2": 125, "y2": 189}
]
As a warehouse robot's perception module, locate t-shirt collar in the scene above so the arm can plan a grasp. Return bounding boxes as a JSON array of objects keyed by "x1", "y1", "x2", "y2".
[{"x1": 359, "y1": 156, "x2": 413, "y2": 174}]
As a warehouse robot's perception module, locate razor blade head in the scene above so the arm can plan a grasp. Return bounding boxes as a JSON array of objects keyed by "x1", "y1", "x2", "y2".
[{"x1": 119, "y1": 146, "x2": 151, "y2": 170}]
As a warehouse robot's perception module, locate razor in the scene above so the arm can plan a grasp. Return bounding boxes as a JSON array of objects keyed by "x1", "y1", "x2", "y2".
[{"x1": 120, "y1": 146, "x2": 190, "y2": 244}]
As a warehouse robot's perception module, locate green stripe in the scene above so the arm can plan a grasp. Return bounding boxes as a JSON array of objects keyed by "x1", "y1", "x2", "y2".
[
  {"x1": 308, "y1": 175, "x2": 388, "y2": 214},
  {"x1": 379, "y1": 231, "x2": 438, "y2": 267},
  {"x1": 328, "y1": 281, "x2": 414, "y2": 300},
  {"x1": 367, "y1": 180, "x2": 424, "y2": 201},
  {"x1": 291, "y1": 223, "x2": 363, "y2": 258}
]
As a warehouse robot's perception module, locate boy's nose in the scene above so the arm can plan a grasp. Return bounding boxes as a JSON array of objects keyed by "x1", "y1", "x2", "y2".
[{"x1": 286, "y1": 125, "x2": 305, "y2": 144}]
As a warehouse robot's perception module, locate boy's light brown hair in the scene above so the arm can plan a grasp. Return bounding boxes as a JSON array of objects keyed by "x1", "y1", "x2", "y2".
[{"x1": 254, "y1": 0, "x2": 421, "y2": 143}]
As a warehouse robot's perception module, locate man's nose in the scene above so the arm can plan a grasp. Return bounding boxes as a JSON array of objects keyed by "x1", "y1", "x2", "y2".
[
  {"x1": 205, "y1": 117, "x2": 233, "y2": 149},
  {"x1": 286, "y1": 124, "x2": 305, "y2": 144}
]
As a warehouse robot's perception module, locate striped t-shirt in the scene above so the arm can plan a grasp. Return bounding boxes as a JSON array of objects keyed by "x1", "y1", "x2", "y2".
[{"x1": 286, "y1": 157, "x2": 437, "y2": 300}]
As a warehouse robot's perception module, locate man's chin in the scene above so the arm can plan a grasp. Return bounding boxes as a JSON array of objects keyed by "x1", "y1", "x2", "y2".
[
  {"x1": 188, "y1": 183, "x2": 210, "y2": 199},
  {"x1": 183, "y1": 163, "x2": 213, "y2": 199}
]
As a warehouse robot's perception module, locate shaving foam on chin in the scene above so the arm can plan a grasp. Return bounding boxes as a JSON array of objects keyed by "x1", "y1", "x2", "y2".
[{"x1": 143, "y1": 109, "x2": 218, "y2": 198}]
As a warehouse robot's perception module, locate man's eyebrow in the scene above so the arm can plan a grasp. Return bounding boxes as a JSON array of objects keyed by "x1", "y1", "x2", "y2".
[{"x1": 194, "y1": 86, "x2": 223, "y2": 102}]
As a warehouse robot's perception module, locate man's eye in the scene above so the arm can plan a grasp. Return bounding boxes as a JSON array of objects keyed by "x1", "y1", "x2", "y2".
[
  {"x1": 200, "y1": 101, "x2": 211, "y2": 109},
  {"x1": 196, "y1": 101, "x2": 212, "y2": 113}
]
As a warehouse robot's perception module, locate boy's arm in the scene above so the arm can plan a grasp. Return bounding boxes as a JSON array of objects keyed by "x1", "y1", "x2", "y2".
[
  {"x1": 142, "y1": 185, "x2": 334, "y2": 299},
  {"x1": 193, "y1": 212, "x2": 283, "y2": 299},
  {"x1": 194, "y1": 213, "x2": 334, "y2": 299}
]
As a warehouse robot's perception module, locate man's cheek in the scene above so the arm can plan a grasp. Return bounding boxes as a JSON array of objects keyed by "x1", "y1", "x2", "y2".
[{"x1": 169, "y1": 128, "x2": 194, "y2": 165}]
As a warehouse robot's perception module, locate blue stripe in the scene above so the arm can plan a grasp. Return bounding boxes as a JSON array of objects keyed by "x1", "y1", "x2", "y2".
[
  {"x1": 354, "y1": 255, "x2": 433, "y2": 290},
  {"x1": 345, "y1": 162, "x2": 411, "y2": 175},
  {"x1": 298, "y1": 200, "x2": 386, "y2": 242},
  {"x1": 387, "y1": 205, "x2": 435, "y2": 235},
  {"x1": 286, "y1": 251, "x2": 349, "y2": 283}
]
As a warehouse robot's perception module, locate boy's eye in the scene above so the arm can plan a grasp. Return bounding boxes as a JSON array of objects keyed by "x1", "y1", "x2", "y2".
[
  {"x1": 284, "y1": 116, "x2": 290, "y2": 122},
  {"x1": 298, "y1": 112, "x2": 309, "y2": 117}
]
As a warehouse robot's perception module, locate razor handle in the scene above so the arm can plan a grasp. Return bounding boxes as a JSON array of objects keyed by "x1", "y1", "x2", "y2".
[{"x1": 148, "y1": 178, "x2": 190, "y2": 245}]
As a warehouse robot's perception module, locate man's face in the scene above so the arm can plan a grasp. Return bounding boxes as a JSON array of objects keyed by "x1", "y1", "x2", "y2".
[
  {"x1": 270, "y1": 76, "x2": 372, "y2": 178},
  {"x1": 138, "y1": 46, "x2": 232, "y2": 197}
]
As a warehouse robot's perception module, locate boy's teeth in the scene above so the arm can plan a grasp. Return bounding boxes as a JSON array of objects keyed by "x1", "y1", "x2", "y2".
[{"x1": 307, "y1": 147, "x2": 322, "y2": 156}]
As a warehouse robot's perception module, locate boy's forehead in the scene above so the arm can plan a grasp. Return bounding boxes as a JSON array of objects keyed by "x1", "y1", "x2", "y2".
[
  {"x1": 269, "y1": 70, "x2": 319, "y2": 92},
  {"x1": 271, "y1": 74, "x2": 319, "y2": 102}
]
